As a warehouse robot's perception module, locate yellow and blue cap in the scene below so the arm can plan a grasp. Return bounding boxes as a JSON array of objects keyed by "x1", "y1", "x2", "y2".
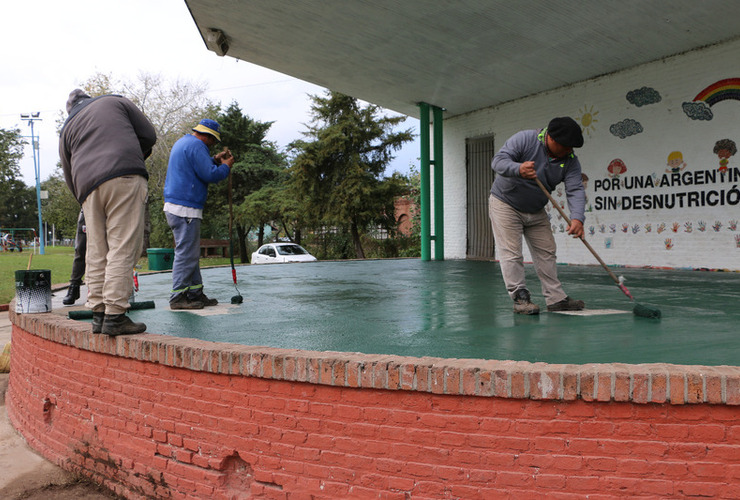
[{"x1": 192, "y1": 119, "x2": 221, "y2": 142}]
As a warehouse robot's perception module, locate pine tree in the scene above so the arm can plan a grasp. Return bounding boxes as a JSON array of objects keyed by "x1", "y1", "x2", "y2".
[{"x1": 289, "y1": 92, "x2": 413, "y2": 258}]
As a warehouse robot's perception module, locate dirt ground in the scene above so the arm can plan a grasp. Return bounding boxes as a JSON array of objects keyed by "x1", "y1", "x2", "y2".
[{"x1": 0, "y1": 373, "x2": 120, "y2": 500}]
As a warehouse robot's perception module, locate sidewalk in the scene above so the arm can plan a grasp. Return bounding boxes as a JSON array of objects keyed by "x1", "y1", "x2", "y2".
[
  {"x1": 0, "y1": 296, "x2": 115, "y2": 499},
  {"x1": 0, "y1": 306, "x2": 11, "y2": 347}
]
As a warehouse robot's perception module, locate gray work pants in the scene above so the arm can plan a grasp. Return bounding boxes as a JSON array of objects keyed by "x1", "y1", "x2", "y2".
[
  {"x1": 166, "y1": 212, "x2": 204, "y2": 303},
  {"x1": 489, "y1": 194, "x2": 567, "y2": 306}
]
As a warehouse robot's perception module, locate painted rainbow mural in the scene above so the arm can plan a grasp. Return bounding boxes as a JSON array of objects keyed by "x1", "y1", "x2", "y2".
[{"x1": 693, "y1": 77, "x2": 740, "y2": 106}]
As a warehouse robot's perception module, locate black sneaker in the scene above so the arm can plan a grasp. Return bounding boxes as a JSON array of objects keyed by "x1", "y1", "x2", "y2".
[
  {"x1": 547, "y1": 296, "x2": 585, "y2": 312},
  {"x1": 102, "y1": 314, "x2": 146, "y2": 336},
  {"x1": 513, "y1": 289, "x2": 540, "y2": 315},
  {"x1": 169, "y1": 295, "x2": 204, "y2": 310},
  {"x1": 196, "y1": 293, "x2": 218, "y2": 307},
  {"x1": 62, "y1": 284, "x2": 80, "y2": 305},
  {"x1": 92, "y1": 312, "x2": 104, "y2": 334}
]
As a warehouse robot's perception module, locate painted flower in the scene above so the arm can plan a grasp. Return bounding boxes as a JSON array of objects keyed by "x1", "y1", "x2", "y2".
[{"x1": 608, "y1": 158, "x2": 627, "y2": 179}]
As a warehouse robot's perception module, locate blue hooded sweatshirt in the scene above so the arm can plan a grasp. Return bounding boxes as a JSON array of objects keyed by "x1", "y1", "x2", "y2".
[{"x1": 163, "y1": 134, "x2": 230, "y2": 209}]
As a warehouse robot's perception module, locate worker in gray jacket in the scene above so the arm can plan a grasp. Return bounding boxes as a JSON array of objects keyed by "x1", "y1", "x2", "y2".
[
  {"x1": 489, "y1": 117, "x2": 586, "y2": 315},
  {"x1": 59, "y1": 89, "x2": 157, "y2": 335}
]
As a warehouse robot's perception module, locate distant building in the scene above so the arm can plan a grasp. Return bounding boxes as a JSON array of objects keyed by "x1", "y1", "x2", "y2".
[{"x1": 394, "y1": 197, "x2": 415, "y2": 237}]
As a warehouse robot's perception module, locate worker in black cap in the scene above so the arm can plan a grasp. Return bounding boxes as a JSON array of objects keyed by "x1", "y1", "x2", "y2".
[{"x1": 489, "y1": 117, "x2": 586, "y2": 315}]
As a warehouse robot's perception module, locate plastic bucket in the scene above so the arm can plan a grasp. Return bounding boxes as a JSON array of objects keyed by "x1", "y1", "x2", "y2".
[
  {"x1": 15, "y1": 269, "x2": 52, "y2": 314},
  {"x1": 147, "y1": 248, "x2": 175, "y2": 271}
]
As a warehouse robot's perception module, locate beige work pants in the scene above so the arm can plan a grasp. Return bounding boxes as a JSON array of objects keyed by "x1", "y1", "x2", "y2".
[
  {"x1": 489, "y1": 194, "x2": 567, "y2": 306},
  {"x1": 82, "y1": 175, "x2": 147, "y2": 315}
]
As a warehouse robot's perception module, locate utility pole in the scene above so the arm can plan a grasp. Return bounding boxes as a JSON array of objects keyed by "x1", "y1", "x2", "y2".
[{"x1": 21, "y1": 112, "x2": 44, "y2": 255}]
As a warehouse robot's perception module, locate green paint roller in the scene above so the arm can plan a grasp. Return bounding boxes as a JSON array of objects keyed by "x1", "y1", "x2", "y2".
[
  {"x1": 68, "y1": 270, "x2": 156, "y2": 320},
  {"x1": 68, "y1": 300, "x2": 155, "y2": 320},
  {"x1": 534, "y1": 177, "x2": 661, "y2": 319}
]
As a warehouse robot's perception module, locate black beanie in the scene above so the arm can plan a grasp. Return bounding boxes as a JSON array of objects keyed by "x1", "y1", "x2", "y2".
[{"x1": 547, "y1": 117, "x2": 584, "y2": 148}]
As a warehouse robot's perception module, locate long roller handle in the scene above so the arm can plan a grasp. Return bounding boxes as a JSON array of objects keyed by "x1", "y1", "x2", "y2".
[
  {"x1": 228, "y1": 170, "x2": 233, "y2": 238},
  {"x1": 533, "y1": 176, "x2": 632, "y2": 298},
  {"x1": 228, "y1": 170, "x2": 236, "y2": 279}
]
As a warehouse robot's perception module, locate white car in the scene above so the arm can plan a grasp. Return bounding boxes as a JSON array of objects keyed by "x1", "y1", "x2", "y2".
[{"x1": 251, "y1": 243, "x2": 318, "y2": 264}]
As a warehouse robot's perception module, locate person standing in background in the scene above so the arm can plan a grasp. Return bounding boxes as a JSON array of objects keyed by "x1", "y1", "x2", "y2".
[{"x1": 62, "y1": 208, "x2": 86, "y2": 306}]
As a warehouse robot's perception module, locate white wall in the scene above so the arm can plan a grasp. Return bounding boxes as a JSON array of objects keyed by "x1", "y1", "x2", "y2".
[{"x1": 443, "y1": 38, "x2": 740, "y2": 271}]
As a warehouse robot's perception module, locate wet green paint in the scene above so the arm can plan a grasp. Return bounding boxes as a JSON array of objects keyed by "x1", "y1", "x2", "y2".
[{"x1": 128, "y1": 259, "x2": 740, "y2": 366}]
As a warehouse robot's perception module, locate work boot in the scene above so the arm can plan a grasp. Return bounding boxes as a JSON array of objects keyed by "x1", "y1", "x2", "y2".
[
  {"x1": 101, "y1": 314, "x2": 146, "y2": 336},
  {"x1": 513, "y1": 289, "x2": 540, "y2": 315},
  {"x1": 91, "y1": 312, "x2": 105, "y2": 334},
  {"x1": 547, "y1": 296, "x2": 586, "y2": 312},
  {"x1": 196, "y1": 293, "x2": 218, "y2": 307},
  {"x1": 62, "y1": 284, "x2": 80, "y2": 305},
  {"x1": 169, "y1": 295, "x2": 204, "y2": 310}
]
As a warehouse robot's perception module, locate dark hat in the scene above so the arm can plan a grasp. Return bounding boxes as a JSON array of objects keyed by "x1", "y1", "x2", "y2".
[
  {"x1": 547, "y1": 117, "x2": 584, "y2": 148},
  {"x1": 192, "y1": 118, "x2": 221, "y2": 141}
]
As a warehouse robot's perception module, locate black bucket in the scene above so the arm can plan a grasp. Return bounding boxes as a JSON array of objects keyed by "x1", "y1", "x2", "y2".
[{"x1": 15, "y1": 270, "x2": 52, "y2": 314}]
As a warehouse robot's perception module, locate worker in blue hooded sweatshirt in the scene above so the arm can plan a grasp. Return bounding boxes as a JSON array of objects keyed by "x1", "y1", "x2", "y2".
[{"x1": 163, "y1": 119, "x2": 234, "y2": 310}]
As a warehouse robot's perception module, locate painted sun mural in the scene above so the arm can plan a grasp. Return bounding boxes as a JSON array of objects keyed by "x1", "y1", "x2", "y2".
[{"x1": 577, "y1": 105, "x2": 599, "y2": 136}]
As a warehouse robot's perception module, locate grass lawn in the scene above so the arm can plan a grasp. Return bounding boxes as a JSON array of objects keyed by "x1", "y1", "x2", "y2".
[{"x1": 0, "y1": 246, "x2": 234, "y2": 305}]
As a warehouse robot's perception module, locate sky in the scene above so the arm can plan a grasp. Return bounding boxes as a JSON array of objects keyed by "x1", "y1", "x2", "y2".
[{"x1": 0, "y1": 0, "x2": 419, "y2": 187}]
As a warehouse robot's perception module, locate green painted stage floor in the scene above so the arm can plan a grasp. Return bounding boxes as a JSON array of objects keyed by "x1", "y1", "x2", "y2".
[{"x1": 89, "y1": 259, "x2": 740, "y2": 366}]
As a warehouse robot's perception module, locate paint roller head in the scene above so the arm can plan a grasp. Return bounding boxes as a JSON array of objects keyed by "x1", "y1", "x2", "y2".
[
  {"x1": 231, "y1": 295, "x2": 243, "y2": 304},
  {"x1": 68, "y1": 301, "x2": 155, "y2": 320},
  {"x1": 633, "y1": 303, "x2": 661, "y2": 319},
  {"x1": 68, "y1": 309, "x2": 93, "y2": 320},
  {"x1": 129, "y1": 300, "x2": 155, "y2": 311}
]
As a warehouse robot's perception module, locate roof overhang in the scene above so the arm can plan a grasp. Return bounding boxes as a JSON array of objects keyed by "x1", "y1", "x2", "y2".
[{"x1": 184, "y1": 0, "x2": 740, "y2": 119}]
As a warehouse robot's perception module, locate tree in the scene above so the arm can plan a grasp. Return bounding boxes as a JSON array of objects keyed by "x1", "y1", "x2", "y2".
[
  {"x1": 123, "y1": 73, "x2": 220, "y2": 251},
  {"x1": 289, "y1": 91, "x2": 414, "y2": 258},
  {"x1": 210, "y1": 102, "x2": 287, "y2": 262},
  {"x1": 51, "y1": 72, "x2": 219, "y2": 251},
  {"x1": 44, "y1": 75, "x2": 123, "y2": 243},
  {"x1": 0, "y1": 128, "x2": 36, "y2": 230},
  {"x1": 40, "y1": 169, "x2": 80, "y2": 240}
]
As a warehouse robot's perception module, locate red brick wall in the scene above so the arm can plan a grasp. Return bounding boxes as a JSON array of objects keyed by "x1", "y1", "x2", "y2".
[{"x1": 7, "y1": 310, "x2": 740, "y2": 499}]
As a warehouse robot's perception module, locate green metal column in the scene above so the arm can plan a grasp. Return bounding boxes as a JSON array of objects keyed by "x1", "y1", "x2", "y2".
[
  {"x1": 433, "y1": 105, "x2": 444, "y2": 261},
  {"x1": 419, "y1": 103, "x2": 431, "y2": 261},
  {"x1": 418, "y1": 102, "x2": 444, "y2": 261}
]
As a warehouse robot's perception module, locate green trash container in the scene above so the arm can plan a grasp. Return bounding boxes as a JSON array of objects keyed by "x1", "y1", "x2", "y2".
[{"x1": 147, "y1": 248, "x2": 175, "y2": 271}]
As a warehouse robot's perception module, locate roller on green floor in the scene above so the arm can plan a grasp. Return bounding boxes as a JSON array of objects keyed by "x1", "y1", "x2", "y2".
[
  {"x1": 535, "y1": 177, "x2": 661, "y2": 319},
  {"x1": 68, "y1": 300, "x2": 155, "y2": 320}
]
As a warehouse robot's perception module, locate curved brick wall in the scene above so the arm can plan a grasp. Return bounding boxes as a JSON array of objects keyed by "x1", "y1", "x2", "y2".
[{"x1": 8, "y1": 308, "x2": 740, "y2": 499}]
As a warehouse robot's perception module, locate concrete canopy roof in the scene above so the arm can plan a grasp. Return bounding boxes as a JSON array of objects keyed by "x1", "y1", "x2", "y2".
[{"x1": 184, "y1": 1, "x2": 740, "y2": 119}]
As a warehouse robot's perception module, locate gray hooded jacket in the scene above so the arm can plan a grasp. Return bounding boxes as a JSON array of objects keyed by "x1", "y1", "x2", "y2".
[
  {"x1": 59, "y1": 89, "x2": 157, "y2": 203},
  {"x1": 490, "y1": 128, "x2": 586, "y2": 222}
]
